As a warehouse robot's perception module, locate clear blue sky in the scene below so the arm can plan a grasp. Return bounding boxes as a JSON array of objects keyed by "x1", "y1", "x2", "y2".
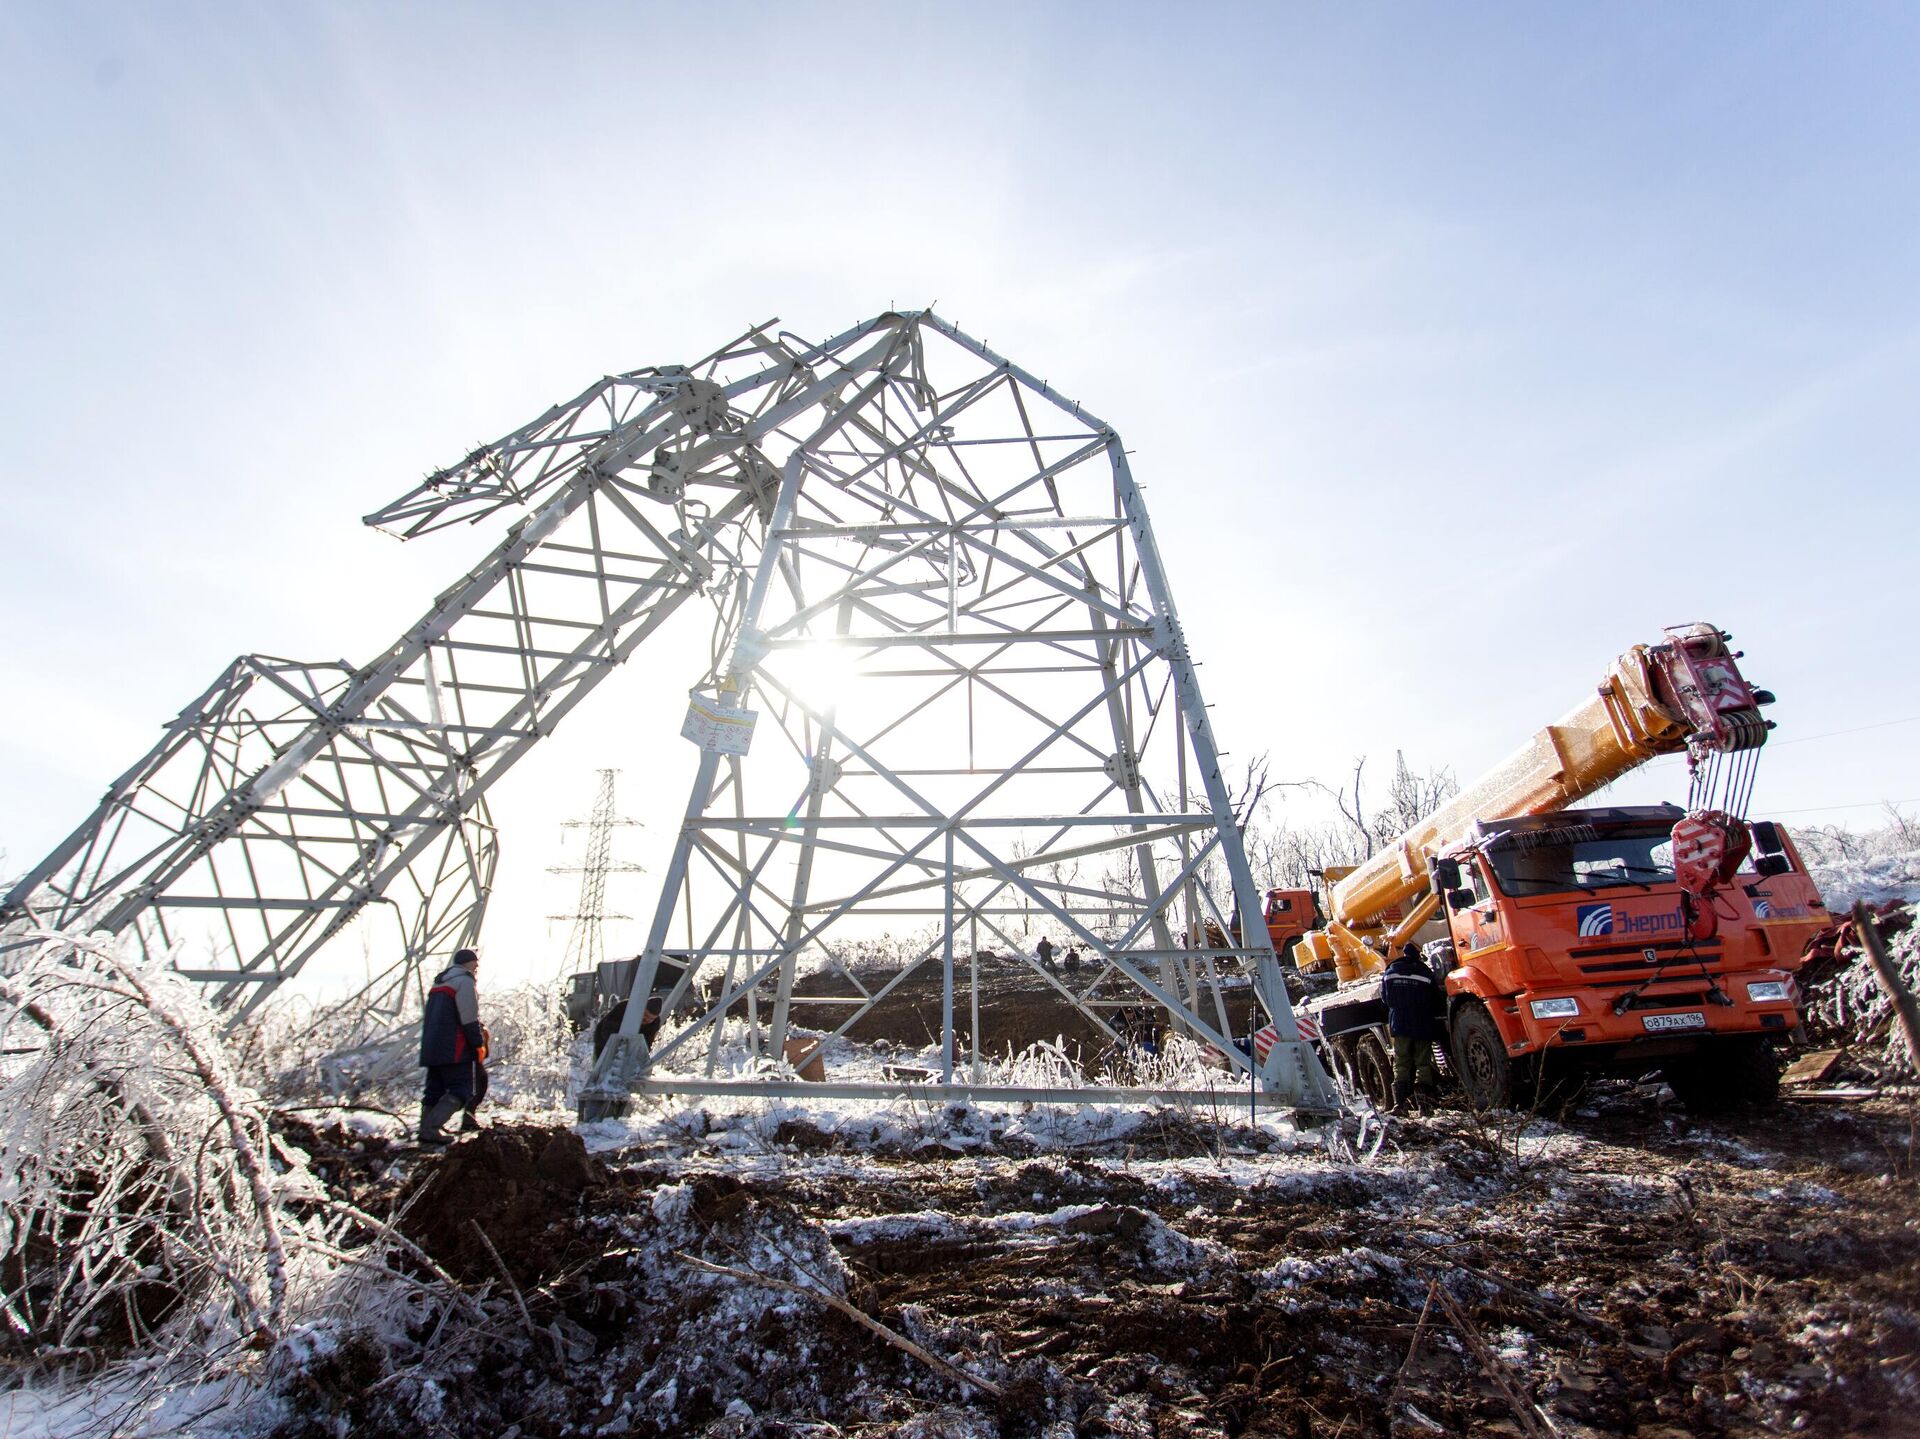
[{"x1": 3, "y1": 3, "x2": 1916, "y2": 985}]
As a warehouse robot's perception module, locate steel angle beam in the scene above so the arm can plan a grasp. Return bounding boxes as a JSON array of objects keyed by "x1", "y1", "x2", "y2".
[{"x1": 626, "y1": 1079, "x2": 1299, "y2": 1109}]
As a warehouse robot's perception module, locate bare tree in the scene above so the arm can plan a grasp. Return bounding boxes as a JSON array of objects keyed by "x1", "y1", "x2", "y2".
[
  {"x1": 1274, "y1": 758, "x2": 1374, "y2": 859},
  {"x1": 1235, "y1": 752, "x2": 1460, "y2": 896},
  {"x1": 1227, "y1": 753, "x2": 1273, "y2": 826},
  {"x1": 1882, "y1": 803, "x2": 1919, "y2": 850}
]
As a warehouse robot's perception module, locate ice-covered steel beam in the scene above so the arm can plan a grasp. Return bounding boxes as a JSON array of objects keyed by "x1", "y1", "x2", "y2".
[
  {"x1": 2, "y1": 316, "x2": 916, "y2": 1025},
  {"x1": 630, "y1": 1079, "x2": 1296, "y2": 1108}
]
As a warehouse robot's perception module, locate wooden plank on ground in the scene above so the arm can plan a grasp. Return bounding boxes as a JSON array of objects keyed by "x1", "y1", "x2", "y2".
[{"x1": 1781, "y1": 1049, "x2": 1847, "y2": 1086}]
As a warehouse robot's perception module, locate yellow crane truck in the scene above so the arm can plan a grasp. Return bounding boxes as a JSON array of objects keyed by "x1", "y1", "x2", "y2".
[{"x1": 1293, "y1": 623, "x2": 1828, "y2": 1111}]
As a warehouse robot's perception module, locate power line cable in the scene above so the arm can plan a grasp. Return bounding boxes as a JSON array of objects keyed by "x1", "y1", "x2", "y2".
[
  {"x1": 1634, "y1": 713, "x2": 1920, "y2": 773},
  {"x1": 1764, "y1": 796, "x2": 1920, "y2": 816},
  {"x1": 1773, "y1": 714, "x2": 1920, "y2": 746}
]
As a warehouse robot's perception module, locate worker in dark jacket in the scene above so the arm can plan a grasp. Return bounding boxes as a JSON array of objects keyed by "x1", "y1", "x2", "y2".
[
  {"x1": 593, "y1": 992, "x2": 663, "y2": 1061},
  {"x1": 1381, "y1": 942, "x2": 1441, "y2": 1113},
  {"x1": 418, "y1": 947, "x2": 486, "y2": 1147}
]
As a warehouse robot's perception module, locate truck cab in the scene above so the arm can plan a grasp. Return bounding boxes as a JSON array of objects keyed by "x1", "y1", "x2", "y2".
[
  {"x1": 564, "y1": 954, "x2": 690, "y2": 1034},
  {"x1": 1262, "y1": 887, "x2": 1320, "y2": 953},
  {"x1": 1433, "y1": 804, "x2": 1825, "y2": 1108}
]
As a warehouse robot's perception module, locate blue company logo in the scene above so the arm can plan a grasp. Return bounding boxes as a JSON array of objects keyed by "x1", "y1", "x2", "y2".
[
  {"x1": 1755, "y1": 899, "x2": 1771, "y2": 919},
  {"x1": 1576, "y1": 903, "x2": 1689, "y2": 939}
]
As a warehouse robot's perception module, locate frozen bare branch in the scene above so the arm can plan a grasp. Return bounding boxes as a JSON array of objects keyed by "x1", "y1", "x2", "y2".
[{"x1": 0, "y1": 919, "x2": 470, "y2": 1412}]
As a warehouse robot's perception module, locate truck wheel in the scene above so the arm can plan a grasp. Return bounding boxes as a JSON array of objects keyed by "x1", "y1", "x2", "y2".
[
  {"x1": 1351, "y1": 1032, "x2": 1394, "y2": 1109},
  {"x1": 1449, "y1": 1000, "x2": 1514, "y2": 1111},
  {"x1": 1665, "y1": 1039, "x2": 1781, "y2": 1113}
]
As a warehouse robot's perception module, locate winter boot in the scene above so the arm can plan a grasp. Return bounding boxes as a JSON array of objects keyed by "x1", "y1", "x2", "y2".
[
  {"x1": 1391, "y1": 1079, "x2": 1414, "y2": 1116},
  {"x1": 458, "y1": 1107, "x2": 482, "y2": 1134},
  {"x1": 418, "y1": 1094, "x2": 462, "y2": 1147}
]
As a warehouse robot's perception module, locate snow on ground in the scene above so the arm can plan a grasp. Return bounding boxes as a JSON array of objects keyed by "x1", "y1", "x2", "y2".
[{"x1": 0, "y1": 1372, "x2": 258, "y2": 1439}]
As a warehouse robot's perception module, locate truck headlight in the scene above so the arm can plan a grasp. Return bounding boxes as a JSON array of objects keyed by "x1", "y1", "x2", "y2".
[
  {"x1": 1529, "y1": 997, "x2": 1580, "y2": 1019},
  {"x1": 1745, "y1": 980, "x2": 1791, "y2": 1002}
]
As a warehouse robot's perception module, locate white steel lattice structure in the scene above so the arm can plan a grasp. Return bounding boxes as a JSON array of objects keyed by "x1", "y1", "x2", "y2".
[
  {"x1": 0, "y1": 313, "x2": 806, "y2": 1025},
  {"x1": 1, "y1": 653, "x2": 499, "y2": 1026},
  {"x1": 0, "y1": 311, "x2": 1337, "y2": 1113}
]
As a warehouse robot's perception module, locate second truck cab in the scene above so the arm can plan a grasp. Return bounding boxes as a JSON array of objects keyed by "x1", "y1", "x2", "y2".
[{"x1": 1262, "y1": 887, "x2": 1320, "y2": 954}]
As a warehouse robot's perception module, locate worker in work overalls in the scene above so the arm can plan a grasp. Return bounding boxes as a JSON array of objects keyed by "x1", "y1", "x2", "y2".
[
  {"x1": 418, "y1": 947, "x2": 487, "y2": 1147},
  {"x1": 1382, "y1": 943, "x2": 1441, "y2": 1113}
]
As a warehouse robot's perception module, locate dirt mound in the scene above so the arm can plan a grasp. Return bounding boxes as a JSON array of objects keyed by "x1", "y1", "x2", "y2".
[
  {"x1": 398, "y1": 1123, "x2": 604, "y2": 1285},
  {"x1": 272, "y1": 1113, "x2": 412, "y2": 1211}
]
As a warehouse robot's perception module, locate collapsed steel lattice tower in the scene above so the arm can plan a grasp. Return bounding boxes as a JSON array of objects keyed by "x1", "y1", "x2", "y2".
[{"x1": 0, "y1": 311, "x2": 1336, "y2": 1110}]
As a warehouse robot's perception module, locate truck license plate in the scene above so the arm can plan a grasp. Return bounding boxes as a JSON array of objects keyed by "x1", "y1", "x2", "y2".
[{"x1": 1642, "y1": 1011, "x2": 1706, "y2": 1033}]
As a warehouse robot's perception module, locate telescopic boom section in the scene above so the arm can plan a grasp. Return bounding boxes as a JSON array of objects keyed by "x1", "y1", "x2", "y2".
[{"x1": 1299, "y1": 623, "x2": 1770, "y2": 968}]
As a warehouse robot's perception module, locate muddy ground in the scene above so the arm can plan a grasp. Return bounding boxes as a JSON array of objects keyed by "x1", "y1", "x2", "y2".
[{"x1": 270, "y1": 1082, "x2": 1920, "y2": 1439}]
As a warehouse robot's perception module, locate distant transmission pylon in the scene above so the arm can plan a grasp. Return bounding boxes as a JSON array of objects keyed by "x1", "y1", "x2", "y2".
[{"x1": 547, "y1": 769, "x2": 644, "y2": 981}]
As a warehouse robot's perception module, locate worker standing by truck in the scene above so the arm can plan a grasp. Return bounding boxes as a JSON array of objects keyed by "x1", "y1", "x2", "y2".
[
  {"x1": 419, "y1": 947, "x2": 487, "y2": 1147},
  {"x1": 1382, "y1": 942, "x2": 1440, "y2": 1113}
]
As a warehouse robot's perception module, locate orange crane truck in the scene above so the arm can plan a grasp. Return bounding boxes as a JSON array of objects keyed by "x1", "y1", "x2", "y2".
[{"x1": 1292, "y1": 623, "x2": 1829, "y2": 1112}]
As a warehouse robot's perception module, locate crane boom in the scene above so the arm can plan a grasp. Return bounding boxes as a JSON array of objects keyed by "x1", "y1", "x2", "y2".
[{"x1": 1298, "y1": 622, "x2": 1770, "y2": 971}]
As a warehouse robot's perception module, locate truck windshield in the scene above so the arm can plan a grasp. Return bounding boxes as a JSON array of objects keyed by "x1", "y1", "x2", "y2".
[{"x1": 1484, "y1": 824, "x2": 1675, "y2": 895}]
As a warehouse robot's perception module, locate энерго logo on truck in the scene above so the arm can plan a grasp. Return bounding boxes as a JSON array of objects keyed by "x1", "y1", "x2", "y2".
[{"x1": 1576, "y1": 903, "x2": 1613, "y2": 937}]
